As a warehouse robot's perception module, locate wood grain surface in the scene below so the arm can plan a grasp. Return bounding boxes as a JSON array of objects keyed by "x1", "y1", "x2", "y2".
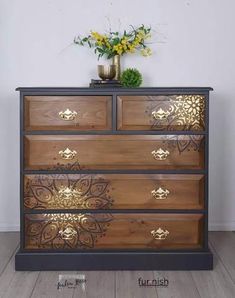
[
  {"x1": 24, "y1": 174, "x2": 205, "y2": 210},
  {"x1": 24, "y1": 96, "x2": 112, "y2": 131},
  {"x1": 117, "y1": 95, "x2": 205, "y2": 131},
  {"x1": 24, "y1": 213, "x2": 203, "y2": 250},
  {"x1": 24, "y1": 135, "x2": 205, "y2": 170}
]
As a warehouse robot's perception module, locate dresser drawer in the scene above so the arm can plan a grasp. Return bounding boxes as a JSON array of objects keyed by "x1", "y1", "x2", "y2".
[
  {"x1": 24, "y1": 96, "x2": 112, "y2": 131},
  {"x1": 24, "y1": 213, "x2": 203, "y2": 250},
  {"x1": 24, "y1": 174, "x2": 204, "y2": 210},
  {"x1": 117, "y1": 95, "x2": 205, "y2": 131},
  {"x1": 24, "y1": 135, "x2": 205, "y2": 170}
]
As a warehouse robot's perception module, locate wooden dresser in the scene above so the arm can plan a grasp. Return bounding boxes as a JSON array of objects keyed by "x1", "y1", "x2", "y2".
[{"x1": 15, "y1": 87, "x2": 213, "y2": 270}]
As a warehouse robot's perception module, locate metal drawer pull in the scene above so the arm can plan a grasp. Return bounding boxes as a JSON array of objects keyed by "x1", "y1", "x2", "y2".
[
  {"x1": 59, "y1": 226, "x2": 77, "y2": 240},
  {"x1": 151, "y1": 187, "x2": 170, "y2": 200},
  {"x1": 151, "y1": 228, "x2": 169, "y2": 240},
  {"x1": 151, "y1": 148, "x2": 170, "y2": 160},
  {"x1": 152, "y1": 108, "x2": 170, "y2": 120},
  {"x1": 59, "y1": 108, "x2": 77, "y2": 121},
  {"x1": 59, "y1": 148, "x2": 77, "y2": 160}
]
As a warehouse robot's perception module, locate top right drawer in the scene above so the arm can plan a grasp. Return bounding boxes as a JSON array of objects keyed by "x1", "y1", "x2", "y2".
[{"x1": 117, "y1": 95, "x2": 206, "y2": 131}]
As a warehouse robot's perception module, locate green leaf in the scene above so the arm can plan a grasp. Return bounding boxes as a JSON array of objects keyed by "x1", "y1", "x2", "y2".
[
  {"x1": 97, "y1": 47, "x2": 104, "y2": 53},
  {"x1": 112, "y1": 38, "x2": 120, "y2": 45}
]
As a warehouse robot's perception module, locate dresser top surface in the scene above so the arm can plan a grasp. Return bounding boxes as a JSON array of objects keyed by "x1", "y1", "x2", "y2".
[{"x1": 16, "y1": 86, "x2": 213, "y2": 92}]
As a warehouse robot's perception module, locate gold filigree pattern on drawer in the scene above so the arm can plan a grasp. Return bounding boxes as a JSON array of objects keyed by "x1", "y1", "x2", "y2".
[
  {"x1": 25, "y1": 213, "x2": 113, "y2": 249},
  {"x1": 47, "y1": 161, "x2": 82, "y2": 171},
  {"x1": 146, "y1": 95, "x2": 205, "y2": 130},
  {"x1": 24, "y1": 174, "x2": 114, "y2": 210},
  {"x1": 162, "y1": 135, "x2": 204, "y2": 153}
]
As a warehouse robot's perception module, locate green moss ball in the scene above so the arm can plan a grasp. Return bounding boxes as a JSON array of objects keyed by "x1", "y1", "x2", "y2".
[{"x1": 120, "y1": 68, "x2": 143, "y2": 87}]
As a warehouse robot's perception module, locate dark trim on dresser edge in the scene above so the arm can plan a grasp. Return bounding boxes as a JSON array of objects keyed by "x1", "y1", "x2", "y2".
[
  {"x1": 16, "y1": 87, "x2": 213, "y2": 92},
  {"x1": 15, "y1": 249, "x2": 213, "y2": 271},
  {"x1": 16, "y1": 87, "x2": 213, "y2": 271},
  {"x1": 20, "y1": 92, "x2": 24, "y2": 250}
]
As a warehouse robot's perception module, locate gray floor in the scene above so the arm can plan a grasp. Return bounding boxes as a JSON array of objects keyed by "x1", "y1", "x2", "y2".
[{"x1": 0, "y1": 232, "x2": 235, "y2": 298}]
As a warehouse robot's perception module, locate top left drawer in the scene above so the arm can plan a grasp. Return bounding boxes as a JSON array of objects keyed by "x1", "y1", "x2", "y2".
[{"x1": 24, "y1": 96, "x2": 112, "y2": 131}]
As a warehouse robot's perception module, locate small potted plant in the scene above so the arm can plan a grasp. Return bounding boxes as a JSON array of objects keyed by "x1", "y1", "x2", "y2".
[{"x1": 120, "y1": 68, "x2": 143, "y2": 87}]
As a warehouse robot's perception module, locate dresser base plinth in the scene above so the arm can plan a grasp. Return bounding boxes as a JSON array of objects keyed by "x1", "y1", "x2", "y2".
[{"x1": 15, "y1": 249, "x2": 213, "y2": 271}]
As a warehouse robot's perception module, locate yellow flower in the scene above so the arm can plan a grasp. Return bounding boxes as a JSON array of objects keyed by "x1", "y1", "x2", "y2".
[
  {"x1": 96, "y1": 40, "x2": 102, "y2": 46},
  {"x1": 91, "y1": 31, "x2": 108, "y2": 47},
  {"x1": 113, "y1": 43, "x2": 123, "y2": 55},
  {"x1": 137, "y1": 29, "x2": 151, "y2": 40},
  {"x1": 136, "y1": 34, "x2": 143, "y2": 41},
  {"x1": 127, "y1": 44, "x2": 135, "y2": 53},
  {"x1": 140, "y1": 47, "x2": 152, "y2": 56},
  {"x1": 121, "y1": 37, "x2": 128, "y2": 45},
  {"x1": 91, "y1": 31, "x2": 103, "y2": 40},
  {"x1": 132, "y1": 36, "x2": 142, "y2": 47},
  {"x1": 137, "y1": 30, "x2": 145, "y2": 37}
]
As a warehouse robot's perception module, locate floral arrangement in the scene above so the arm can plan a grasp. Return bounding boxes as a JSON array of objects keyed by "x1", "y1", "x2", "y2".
[{"x1": 74, "y1": 25, "x2": 152, "y2": 59}]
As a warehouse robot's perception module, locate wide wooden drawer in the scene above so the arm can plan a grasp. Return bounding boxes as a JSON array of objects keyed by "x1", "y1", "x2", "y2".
[
  {"x1": 24, "y1": 135, "x2": 205, "y2": 170},
  {"x1": 24, "y1": 96, "x2": 112, "y2": 131},
  {"x1": 24, "y1": 174, "x2": 204, "y2": 210},
  {"x1": 117, "y1": 95, "x2": 205, "y2": 131},
  {"x1": 24, "y1": 213, "x2": 203, "y2": 250}
]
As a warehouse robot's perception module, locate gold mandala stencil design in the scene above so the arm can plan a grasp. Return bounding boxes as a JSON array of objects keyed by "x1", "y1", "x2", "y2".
[
  {"x1": 26, "y1": 213, "x2": 113, "y2": 249},
  {"x1": 146, "y1": 95, "x2": 205, "y2": 130},
  {"x1": 24, "y1": 174, "x2": 114, "y2": 210}
]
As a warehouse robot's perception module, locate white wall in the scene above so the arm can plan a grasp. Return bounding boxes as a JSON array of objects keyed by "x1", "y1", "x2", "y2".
[{"x1": 0, "y1": 0, "x2": 234, "y2": 231}]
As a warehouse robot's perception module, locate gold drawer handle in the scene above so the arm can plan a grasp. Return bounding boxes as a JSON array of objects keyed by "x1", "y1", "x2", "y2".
[
  {"x1": 151, "y1": 228, "x2": 169, "y2": 240},
  {"x1": 152, "y1": 108, "x2": 170, "y2": 120},
  {"x1": 59, "y1": 226, "x2": 77, "y2": 240},
  {"x1": 59, "y1": 108, "x2": 77, "y2": 121},
  {"x1": 151, "y1": 148, "x2": 170, "y2": 160},
  {"x1": 59, "y1": 148, "x2": 77, "y2": 160},
  {"x1": 151, "y1": 187, "x2": 170, "y2": 200}
]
